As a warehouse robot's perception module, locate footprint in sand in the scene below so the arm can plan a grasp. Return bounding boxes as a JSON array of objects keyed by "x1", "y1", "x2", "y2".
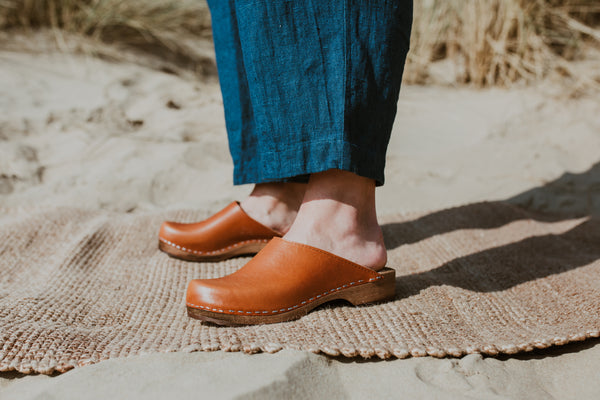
[{"x1": 0, "y1": 143, "x2": 43, "y2": 195}]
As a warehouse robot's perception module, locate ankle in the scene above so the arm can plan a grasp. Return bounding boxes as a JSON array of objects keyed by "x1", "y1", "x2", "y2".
[
  {"x1": 250, "y1": 182, "x2": 306, "y2": 210},
  {"x1": 284, "y1": 170, "x2": 387, "y2": 270},
  {"x1": 302, "y1": 170, "x2": 376, "y2": 207},
  {"x1": 287, "y1": 201, "x2": 387, "y2": 269},
  {"x1": 240, "y1": 182, "x2": 306, "y2": 234},
  {"x1": 301, "y1": 170, "x2": 379, "y2": 234}
]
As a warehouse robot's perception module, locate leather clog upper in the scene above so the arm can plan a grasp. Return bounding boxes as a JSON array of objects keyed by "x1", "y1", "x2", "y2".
[{"x1": 159, "y1": 202, "x2": 281, "y2": 256}]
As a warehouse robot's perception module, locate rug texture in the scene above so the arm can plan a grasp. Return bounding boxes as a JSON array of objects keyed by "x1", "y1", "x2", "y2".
[{"x1": 1, "y1": 202, "x2": 599, "y2": 374}]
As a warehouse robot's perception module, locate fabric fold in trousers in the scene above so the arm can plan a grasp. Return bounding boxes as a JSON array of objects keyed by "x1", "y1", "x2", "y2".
[{"x1": 208, "y1": 0, "x2": 413, "y2": 186}]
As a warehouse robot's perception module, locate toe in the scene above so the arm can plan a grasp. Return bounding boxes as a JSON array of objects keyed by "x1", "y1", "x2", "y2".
[
  {"x1": 158, "y1": 221, "x2": 187, "y2": 243},
  {"x1": 186, "y1": 279, "x2": 226, "y2": 309}
]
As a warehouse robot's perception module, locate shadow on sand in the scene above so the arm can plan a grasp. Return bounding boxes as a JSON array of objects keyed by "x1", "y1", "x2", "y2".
[{"x1": 380, "y1": 161, "x2": 600, "y2": 360}]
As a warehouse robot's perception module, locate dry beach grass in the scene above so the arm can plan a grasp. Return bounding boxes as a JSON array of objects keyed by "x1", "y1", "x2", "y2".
[
  {"x1": 408, "y1": 0, "x2": 600, "y2": 86},
  {"x1": 0, "y1": 0, "x2": 212, "y2": 42},
  {"x1": 1, "y1": 0, "x2": 599, "y2": 87}
]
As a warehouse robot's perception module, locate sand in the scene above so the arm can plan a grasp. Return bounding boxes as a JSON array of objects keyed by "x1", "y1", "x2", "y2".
[
  {"x1": 1, "y1": 35, "x2": 599, "y2": 399},
  {"x1": 3, "y1": 344, "x2": 600, "y2": 399}
]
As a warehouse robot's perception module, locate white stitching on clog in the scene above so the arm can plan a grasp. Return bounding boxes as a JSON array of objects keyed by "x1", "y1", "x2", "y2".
[
  {"x1": 186, "y1": 275, "x2": 384, "y2": 316},
  {"x1": 159, "y1": 237, "x2": 270, "y2": 256}
]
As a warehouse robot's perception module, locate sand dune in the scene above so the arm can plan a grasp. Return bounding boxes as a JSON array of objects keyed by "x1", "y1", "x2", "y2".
[{"x1": 1, "y1": 37, "x2": 599, "y2": 399}]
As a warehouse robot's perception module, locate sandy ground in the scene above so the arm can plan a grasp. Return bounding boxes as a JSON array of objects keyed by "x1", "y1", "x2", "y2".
[{"x1": 1, "y1": 39, "x2": 599, "y2": 399}]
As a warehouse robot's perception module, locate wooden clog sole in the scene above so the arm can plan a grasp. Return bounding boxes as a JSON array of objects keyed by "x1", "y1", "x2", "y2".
[{"x1": 187, "y1": 267, "x2": 396, "y2": 325}]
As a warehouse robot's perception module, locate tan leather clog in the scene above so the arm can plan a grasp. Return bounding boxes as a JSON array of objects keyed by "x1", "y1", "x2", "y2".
[
  {"x1": 186, "y1": 237, "x2": 396, "y2": 325},
  {"x1": 159, "y1": 202, "x2": 282, "y2": 262}
]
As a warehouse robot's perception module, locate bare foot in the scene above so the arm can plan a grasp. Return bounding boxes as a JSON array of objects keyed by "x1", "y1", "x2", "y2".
[
  {"x1": 240, "y1": 182, "x2": 306, "y2": 234},
  {"x1": 283, "y1": 170, "x2": 387, "y2": 270}
]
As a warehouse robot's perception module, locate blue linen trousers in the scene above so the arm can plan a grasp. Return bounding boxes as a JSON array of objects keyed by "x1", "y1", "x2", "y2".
[{"x1": 207, "y1": 0, "x2": 413, "y2": 186}]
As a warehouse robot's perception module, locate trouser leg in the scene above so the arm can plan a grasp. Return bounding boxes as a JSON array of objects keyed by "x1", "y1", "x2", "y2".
[
  {"x1": 207, "y1": 0, "x2": 260, "y2": 184},
  {"x1": 233, "y1": 0, "x2": 413, "y2": 186}
]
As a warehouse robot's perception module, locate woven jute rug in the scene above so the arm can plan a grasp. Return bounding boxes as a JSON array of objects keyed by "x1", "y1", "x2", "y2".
[{"x1": 1, "y1": 203, "x2": 599, "y2": 374}]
